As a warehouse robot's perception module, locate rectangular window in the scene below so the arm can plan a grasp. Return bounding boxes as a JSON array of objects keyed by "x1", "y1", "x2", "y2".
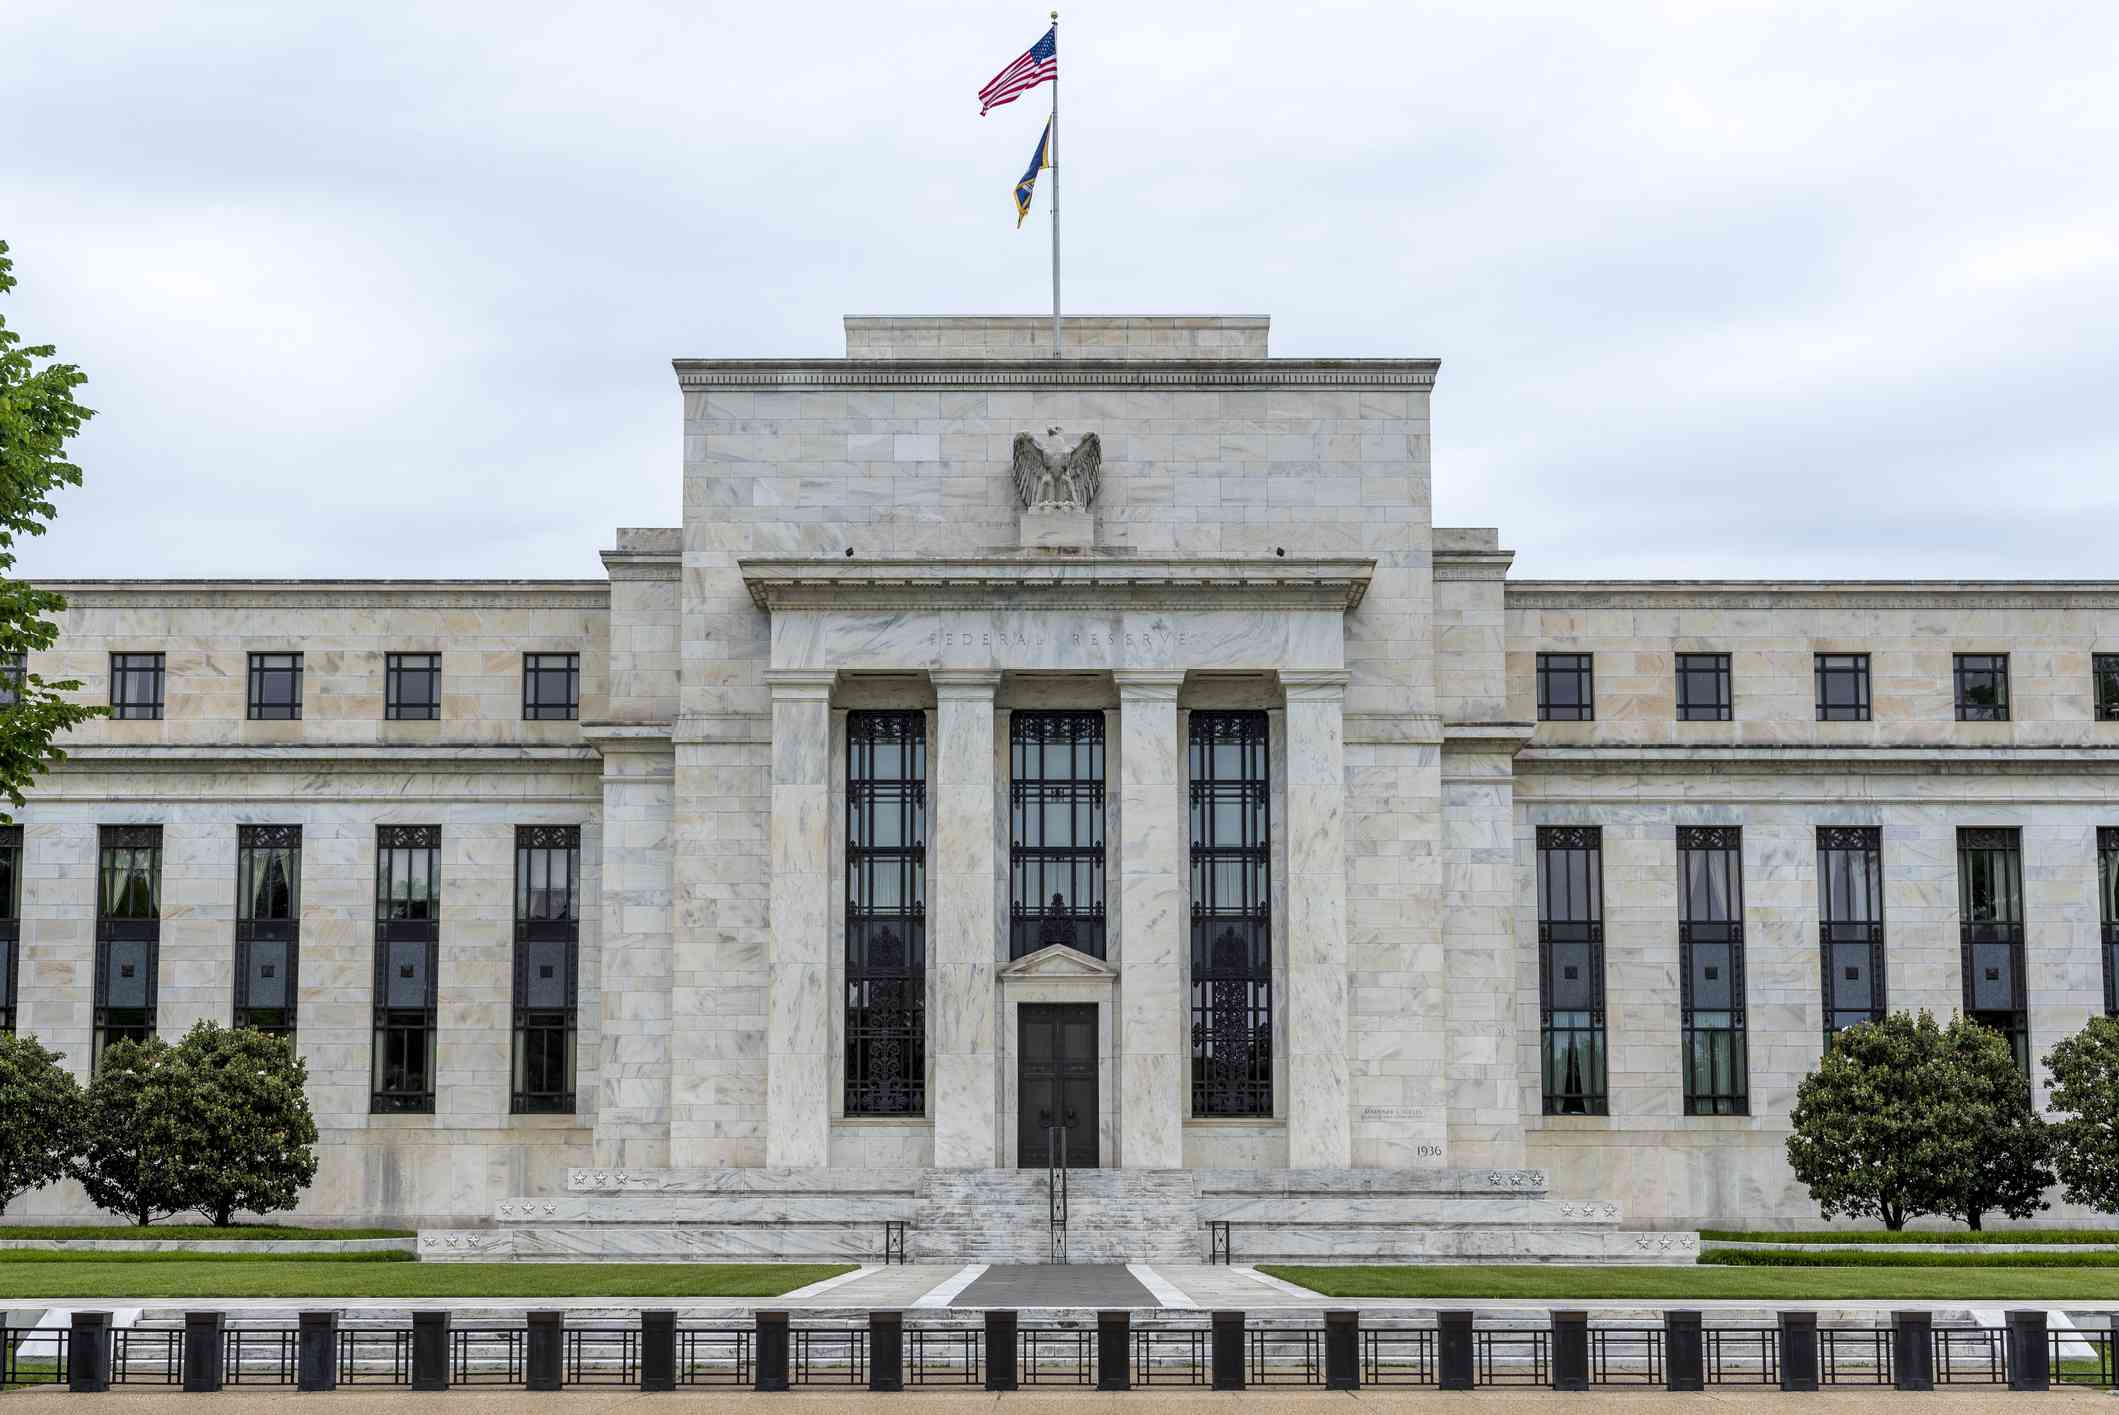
[
  {"x1": 2096, "y1": 656, "x2": 2119, "y2": 723},
  {"x1": 94, "y1": 825, "x2": 161, "y2": 1068},
  {"x1": 0, "y1": 652, "x2": 23, "y2": 708},
  {"x1": 2102, "y1": 829, "x2": 2119, "y2": 1018},
  {"x1": 1678, "y1": 827, "x2": 1747, "y2": 1115},
  {"x1": 522, "y1": 653, "x2": 580, "y2": 721},
  {"x1": 1675, "y1": 653, "x2": 1733, "y2": 722},
  {"x1": 0, "y1": 826, "x2": 19, "y2": 1035},
  {"x1": 385, "y1": 653, "x2": 442, "y2": 721},
  {"x1": 1536, "y1": 653, "x2": 1595, "y2": 721},
  {"x1": 1818, "y1": 826, "x2": 1886, "y2": 1040},
  {"x1": 1190, "y1": 711, "x2": 1273, "y2": 1118},
  {"x1": 234, "y1": 825, "x2": 300, "y2": 1044},
  {"x1": 1959, "y1": 827, "x2": 2028, "y2": 1076},
  {"x1": 247, "y1": 652, "x2": 303, "y2": 720},
  {"x1": 1537, "y1": 825, "x2": 1607, "y2": 1115},
  {"x1": 1009, "y1": 711, "x2": 1107, "y2": 959},
  {"x1": 372, "y1": 826, "x2": 440, "y2": 1113},
  {"x1": 513, "y1": 825, "x2": 580, "y2": 1114},
  {"x1": 1954, "y1": 653, "x2": 2010, "y2": 722},
  {"x1": 1815, "y1": 653, "x2": 1872, "y2": 722},
  {"x1": 110, "y1": 652, "x2": 166, "y2": 720},
  {"x1": 845, "y1": 712, "x2": 927, "y2": 1116}
]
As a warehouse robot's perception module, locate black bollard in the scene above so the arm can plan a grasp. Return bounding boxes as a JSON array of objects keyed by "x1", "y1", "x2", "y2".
[
  {"x1": 868, "y1": 1311, "x2": 903, "y2": 1392},
  {"x1": 67, "y1": 1311, "x2": 111, "y2": 1394},
  {"x1": 1892, "y1": 1310, "x2": 1934, "y2": 1391},
  {"x1": 1777, "y1": 1311, "x2": 1819, "y2": 1392},
  {"x1": 1210, "y1": 1310, "x2": 1245, "y2": 1391},
  {"x1": 1095, "y1": 1310, "x2": 1130, "y2": 1392},
  {"x1": 1550, "y1": 1310, "x2": 1589, "y2": 1392},
  {"x1": 754, "y1": 1311, "x2": 789, "y2": 1392},
  {"x1": 1437, "y1": 1310, "x2": 1475, "y2": 1391},
  {"x1": 639, "y1": 1310, "x2": 676, "y2": 1392},
  {"x1": 183, "y1": 1311, "x2": 226, "y2": 1392},
  {"x1": 297, "y1": 1312, "x2": 338, "y2": 1392},
  {"x1": 2007, "y1": 1310, "x2": 2050, "y2": 1392},
  {"x1": 411, "y1": 1310, "x2": 450, "y2": 1393},
  {"x1": 526, "y1": 1310, "x2": 564, "y2": 1392},
  {"x1": 1664, "y1": 1309, "x2": 1703, "y2": 1392},
  {"x1": 1324, "y1": 1310, "x2": 1360, "y2": 1391},
  {"x1": 983, "y1": 1310, "x2": 1018, "y2": 1392}
]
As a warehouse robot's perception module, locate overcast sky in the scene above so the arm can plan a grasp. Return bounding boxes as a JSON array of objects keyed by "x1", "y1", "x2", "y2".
[{"x1": 5, "y1": 1, "x2": 2115, "y2": 581}]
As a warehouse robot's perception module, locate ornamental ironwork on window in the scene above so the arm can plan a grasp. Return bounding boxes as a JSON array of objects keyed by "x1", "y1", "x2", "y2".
[
  {"x1": 1954, "y1": 654, "x2": 2010, "y2": 722},
  {"x1": 234, "y1": 825, "x2": 301, "y2": 1044},
  {"x1": 2097, "y1": 657, "x2": 2119, "y2": 724},
  {"x1": 1536, "y1": 653, "x2": 1594, "y2": 722},
  {"x1": 513, "y1": 825, "x2": 580, "y2": 1114},
  {"x1": 110, "y1": 652, "x2": 166, "y2": 720},
  {"x1": 372, "y1": 826, "x2": 439, "y2": 1113},
  {"x1": 845, "y1": 712, "x2": 927, "y2": 1117},
  {"x1": 386, "y1": 652, "x2": 442, "y2": 721},
  {"x1": 1009, "y1": 711, "x2": 1106, "y2": 959},
  {"x1": 1818, "y1": 826, "x2": 1886, "y2": 1042},
  {"x1": 1675, "y1": 654, "x2": 1732, "y2": 722},
  {"x1": 1537, "y1": 825, "x2": 1606, "y2": 1115},
  {"x1": 1677, "y1": 826, "x2": 1747, "y2": 1115},
  {"x1": 522, "y1": 653, "x2": 580, "y2": 721},
  {"x1": 1958, "y1": 826, "x2": 2028, "y2": 1076},
  {"x1": 1189, "y1": 711, "x2": 1272, "y2": 1118},
  {"x1": 1815, "y1": 653, "x2": 1872, "y2": 722},
  {"x1": 0, "y1": 826, "x2": 18, "y2": 1036},
  {"x1": 2101, "y1": 829, "x2": 2119, "y2": 1018},
  {"x1": 94, "y1": 825, "x2": 162, "y2": 1069},
  {"x1": 247, "y1": 653, "x2": 303, "y2": 720}
]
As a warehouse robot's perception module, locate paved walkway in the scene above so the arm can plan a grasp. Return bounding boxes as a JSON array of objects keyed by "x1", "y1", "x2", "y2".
[{"x1": 951, "y1": 1264, "x2": 1157, "y2": 1309}]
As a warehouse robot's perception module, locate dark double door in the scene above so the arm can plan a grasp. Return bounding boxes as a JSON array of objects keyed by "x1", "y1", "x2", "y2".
[{"x1": 1018, "y1": 1003, "x2": 1098, "y2": 1169}]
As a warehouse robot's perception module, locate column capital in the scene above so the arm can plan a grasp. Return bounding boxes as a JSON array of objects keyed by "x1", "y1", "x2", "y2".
[
  {"x1": 929, "y1": 670, "x2": 1003, "y2": 701},
  {"x1": 1112, "y1": 670, "x2": 1186, "y2": 702},
  {"x1": 1280, "y1": 670, "x2": 1351, "y2": 703},
  {"x1": 763, "y1": 669, "x2": 836, "y2": 701}
]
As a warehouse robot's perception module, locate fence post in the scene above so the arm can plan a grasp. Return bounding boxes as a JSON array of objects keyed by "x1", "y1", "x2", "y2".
[
  {"x1": 639, "y1": 1309, "x2": 675, "y2": 1392},
  {"x1": 1437, "y1": 1310, "x2": 1475, "y2": 1391},
  {"x1": 754, "y1": 1310, "x2": 789, "y2": 1393},
  {"x1": 868, "y1": 1311, "x2": 903, "y2": 1392},
  {"x1": 984, "y1": 1310, "x2": 1018, "y2": 1392},
  {"x1": 297, "y1": 1311, "x2": 338, "y2": 1392},
  {"x1": 2006, "y1": 1310, "x2": 2050, "y2": 1393},
  {"x1": 410, "y1": 1310, "x2": 450, "y2": 1393},
  {"x1": 1777, "y1": 1311, "x2": 1818, "y2": 1391},
  {"x1": 1550, "y1": 1310, "x2": 1589, "y2": 1392},
  {"x1": 1664, "y1": 1309, "x2": 1703, "y2": 1392},
  {"x1": 67, "y1": 1311, "x2": 111, "y2": 1394},
  {"x1": 1210, "y1": 1309, "x2": 1245, "y2": 1391},
  {"x1": 526, "y1": 1309, "x2": 564, "y2": 1392},
  {"x1": 1892, "y1": 1310, "x2": 1934, "y2": 1392},
  {"x1": 182, "y1": 1311, "x2": 225, "y2": 1393},
  {"x1": 1323, "y1": 1310, "x2": 1360, "y2": 1391},
  {"x1": 1095, "y1": 1310, "x2": 1130, "y2": 1392}
]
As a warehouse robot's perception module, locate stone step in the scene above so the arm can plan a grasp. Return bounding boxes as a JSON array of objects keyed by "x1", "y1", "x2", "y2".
[
  {"x1": 494, "y1": 1195, "x2": 914, "y2": 1225},
  {"x1": 1202, "y1": 1196, "x2": 1621, "y2": 1226},
  {"x1": 1224, "y1": 1226, "x2": 1702, "y2": 1264},
  {"x1": 420, "y1": 1225, "x2": 900, "y2": 1263},
  {"x1": 1196, "y1": 1167, "x2": 1551, "y2": 1198},
  {"x1": 565, "y1": 1167, "x2": 920, "y2": 1195}
]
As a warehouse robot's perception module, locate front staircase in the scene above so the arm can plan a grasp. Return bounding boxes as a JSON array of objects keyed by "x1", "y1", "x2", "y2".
[{"x1": 910, "y1": 1169, "x2": 1200, "y2": 1265}]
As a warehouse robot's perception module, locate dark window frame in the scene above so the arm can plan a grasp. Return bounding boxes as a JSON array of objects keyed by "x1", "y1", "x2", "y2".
[
  {"x1": 1675, "y1": 653, "x2": 1733, "y2": 722},
  {"x1": 512, "y1": 825, "x2": 580, "y2": 1115},
  {"x1": 110, "y1": 652, "x2": 166, "y2": 721},
  {"x1": 2101, "y1": 828, "x2": 2119, "y2": 1018},
  {"x1": 2095, "y1": 656, "x2": 2119, "y2": 724},
  {"x1": 371, "y1": 825, "x2": 440, "y2": 1114},
  {"x1": 1815, "y1": 653, "x2": 1872, "y2": 722},
  {"x1": 0, "y1": 825, "x2": 19, "y2": 1035},
  {"x1": 1819, "y1": 826, "x2": 1887, "y2": 1044},
  {"x1": 1958, "y1": 826, "x2": 2029, "y2": 1077},
  {"x1": 1537, "y1": 825, "x2": 1608, "y2": 1116},
  {"x1": 247, "y1": 652, "x2": 304, "y2": 721},
  {"x1": 522, "y1": 653, "x2": 580, "y2": 721},
  {"x1": 1009, "y1": 710, "x2": 1107, "y2": 960},
  {"x1": 94, "y1": 825, "x2": 162, "y2": 1069},
  {"x1": 1536, "y1": 653, "x2": 1595, "y2": 722},
  {"x1": 233, "y1": 825, "x2": 301, "y2": 1044},
  {"x1": 1678, "y1": 826, "x2": 1747, "y2": 1116},
  {"x1": 1954, "y1": 653, "x2": 2010, "y2": 722},
  {"x1": 845, "y1": 712, "x2": 927, "y2": 1118},
  {"x1": 385, "y1": 652, "x2": 443, "y2": 721},
  {"x1": 0, "y1": 652, "x2": 23, "y2": 709},
  {"x1": 1189, "y1": 710, "x2": 1273, "y2": 1119}
]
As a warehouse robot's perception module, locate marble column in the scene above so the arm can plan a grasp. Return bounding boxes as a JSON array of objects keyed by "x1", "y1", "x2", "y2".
[
  {"x1": 764, "y1": 670, "x2": 834, "y2": 1168},
  {"x1": 931, "y1": 671, "x2": 1002, "y2": 1168},
  {"x1": 1282, "y1": 670, "x2": 1353, "y2": 1168},
  {"x1": 1115, "y1": 671, "x2": 1186, "y2": 1169}
]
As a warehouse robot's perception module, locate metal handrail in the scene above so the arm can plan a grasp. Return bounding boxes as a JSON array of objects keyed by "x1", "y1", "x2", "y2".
[{"x1": 1044, "y1": 1109, "x2": 1070, "y2": 1264}]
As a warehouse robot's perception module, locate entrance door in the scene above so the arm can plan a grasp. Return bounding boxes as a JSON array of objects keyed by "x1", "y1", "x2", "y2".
[{"x1": 1018, "y1": 1003, "x2": 1098, "y2": 1168}]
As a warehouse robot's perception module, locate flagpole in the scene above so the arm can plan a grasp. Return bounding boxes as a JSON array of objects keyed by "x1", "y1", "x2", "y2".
[{"x1": 1049, "y1": 10, "x2": 1062, "y2": 357}]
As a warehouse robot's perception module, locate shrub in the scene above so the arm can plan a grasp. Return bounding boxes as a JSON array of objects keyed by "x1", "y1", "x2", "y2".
[
  {"x1": 72, "y1": 1036, "x2": 192, "y2": 1225},
  {"x1": 0, "y1": 1032, "x2": 83, "y2": 1213},
  {"x1": 1939, "y1": 1016, "x2": 2052, "y2": 1230},
  {"x1": 163, "y1": 1022, "x2": 319, "y2": 1227},
  {"x1": 2045, "y1": 1015, "x2": 2119, "y2": 1215}
]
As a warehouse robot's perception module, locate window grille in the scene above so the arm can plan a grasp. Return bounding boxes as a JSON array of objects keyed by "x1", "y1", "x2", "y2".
[
  {"x1": 94, "y1": 825, "x2": 162, "y2": 1068},
  {"x1": 1189, "y1": 711, "x2": 1272, "y2": 1117},
  {"x1": 0, "y1": 652, "x2": 22, "y2": 708},
  {"x1": 1958, "y1": 827, "x2": 2028, "y2": 1076},
  {"x1": 845, "y1": 712, "x2": 926, "y2": 1116},
  {"x1": 513, "y1": 825, "x2": 580, "y2": 1114},
  {"x1": 1538, "y1": 825, "x2": 1607, "y2": 1115},
  {"x1": 2096, "y1": 656, "x2": 2119, "y2": 724},
  {"x1": 385, "y1": 652, "x2": 442, "y2": 721},
  {"x1": 0, "y1": 826, "x2": 18, "y2": 1035},
  {"x1": 522, "y1": 653, "x2": 580, "y2": 721},
  {"x1": 247, "y1": 653, "x2": 303, "y2": 720},
  {"x1": 1009, "y1": 711, "x2": 1106, "y2": 959},
  {"x1": 1815, "y1": 653, "x2": 1872, "y2": 721},
  {"x1": 233, "y1": 825, "x2": 300, "y2": 1044},
  {"x1": 1818, "y1": 826, "x2": 1886, "y2": 1042},
  {"x1": 1536, "y1": 653, "x2": 1595, "y2": 721},
  {"x1": 372, "y1": 826, "x2": 440, "y2": 1113},
  {"x1": 110, "y1": 652, "x2": 165, "y2": 720},
  {"x1": 1675, "y1": 653, "x2": 1733, "y2": 722},
  {"x1": 1678, "y1": 827, "x2": 1747, "y2": 1115},
  {"x1": 1954, "y1": 654, "x2": 2010, "y2": 722},
  {"x1": 2101, "y1": 829, "x2": 2119, "y2": 1018}
]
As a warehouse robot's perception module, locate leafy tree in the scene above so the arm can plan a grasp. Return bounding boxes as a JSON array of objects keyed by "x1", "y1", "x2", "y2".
[
  {"x1": 163, "y1": 1022, "x2": 319, "y2": 1227},
  {"x1": 1938, "y1": 1015, "x2": 2052, "y2": 1230},
  {"x1": 73, "y1": 1035, "x2": 193, "y2": 1225},
  {"x1": 1786, "y1": 1011, "x2": 1969, "y2": 1230},
  {"x1": 0, "y1": 239, "x2": 101, "y2": 813},
  {"x1": 0, "y1": 1031, "x2": 83, "y2": 1213},
  {"x1": 2045, "y1": 1016, "x2": 2119, "y2": 1214}
]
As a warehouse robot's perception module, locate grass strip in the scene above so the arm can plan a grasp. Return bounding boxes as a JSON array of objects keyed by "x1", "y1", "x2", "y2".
[
  {"x1": 0, "y1": 1249, "x2": 412, "y2": 1266},
  {"x1": 1701, "y1": 1228, "x2": 2119, "y2": 1246},
  {"x1": 1257, "y1": 1264, "x2": 2119, "y2": 1301},
  {"x1": 1703, "y1": 1247, "x2": 2119, "y2": 1269},
  {"x1": 0, "y1": 1261, "x2": 856, "y2": 1300},
  {"x1": 0, "y1": 1225, "x2": 414, "y2": 1241}
]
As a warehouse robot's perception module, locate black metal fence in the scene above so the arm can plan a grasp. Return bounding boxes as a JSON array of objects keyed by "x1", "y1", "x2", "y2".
[{"x1": 3, "y1": 1306, "x2": 2107, "y2": 1394}]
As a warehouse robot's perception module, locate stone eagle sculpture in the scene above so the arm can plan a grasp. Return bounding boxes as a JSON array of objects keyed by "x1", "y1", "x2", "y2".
[{"x1": 1010, "y1": 428, "x2": 1102, "y2": 513}]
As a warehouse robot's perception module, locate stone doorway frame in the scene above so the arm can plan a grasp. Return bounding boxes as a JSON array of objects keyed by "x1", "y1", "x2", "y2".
[{"x1": 999, "y1": 944, "x2": 1118, "y2": 1168}]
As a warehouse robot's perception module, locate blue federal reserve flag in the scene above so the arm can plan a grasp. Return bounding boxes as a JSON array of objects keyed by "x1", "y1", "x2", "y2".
[{"x1": 1014, "y1": 118, "x2": 1051, "y2": 228}]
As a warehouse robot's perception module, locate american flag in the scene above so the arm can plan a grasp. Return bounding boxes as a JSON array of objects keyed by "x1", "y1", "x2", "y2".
[{"x1": 978, "y1": 25, "x2": 1057, "y2": 116}]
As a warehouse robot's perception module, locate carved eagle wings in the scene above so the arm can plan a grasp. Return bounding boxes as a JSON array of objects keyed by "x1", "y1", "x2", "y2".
[{"x1": 1009, "y1": 431, "x2": 1102, "y2": 511}]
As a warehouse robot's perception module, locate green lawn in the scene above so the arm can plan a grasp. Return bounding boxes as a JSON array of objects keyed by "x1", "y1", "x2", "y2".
[
  {"x1": 0, "y1": 1259, "x2": 855, "y2": 1300},
  {"x1": 1258, "y1": 1264, "x2": 2119, "y2": 1301},
  {"x1": 0, "y1": 1224, "x2": 414, "y2": 1241},
  {"x1": 0, "y1": 1249, "x2": 412, "y2": 1266},
  {"x1": 1702, "y1": 1228, "x2": 2119, "y2": 1246},
  {"x1": 1705, "y1": 1247, "x2": 2119, "y2": 1269}
]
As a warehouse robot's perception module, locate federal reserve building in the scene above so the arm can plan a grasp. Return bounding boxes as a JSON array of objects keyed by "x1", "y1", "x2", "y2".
[{"x1": 9, "y1": 314, "x2": 2118, "y2": 1261}]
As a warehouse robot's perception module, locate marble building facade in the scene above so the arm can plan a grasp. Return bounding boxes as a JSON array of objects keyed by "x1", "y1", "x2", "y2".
[{"x1": 5, "y1": 314, "x2": 2117, "y2": 1231}]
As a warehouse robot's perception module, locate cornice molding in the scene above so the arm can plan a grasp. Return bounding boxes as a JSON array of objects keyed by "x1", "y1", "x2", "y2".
[
  {"x1": 45, "y1": 744, "x2": 600, "y2": 773},
  {"x1": 39, "y1": 580, "x2": 609, "y2": 611},
  {"x1": 1508, "y1": 580, "x2": 2119, "y2": 610},
  {"x1": 737, "y1": 556, "x2": 1374, "y2": 612},
  {"x1": 673, "y1": 359, "x2": 1439, "y2": 392},
  {"x1": 1519, "y1": 743, "x2": 2119, "y2": 775}
]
